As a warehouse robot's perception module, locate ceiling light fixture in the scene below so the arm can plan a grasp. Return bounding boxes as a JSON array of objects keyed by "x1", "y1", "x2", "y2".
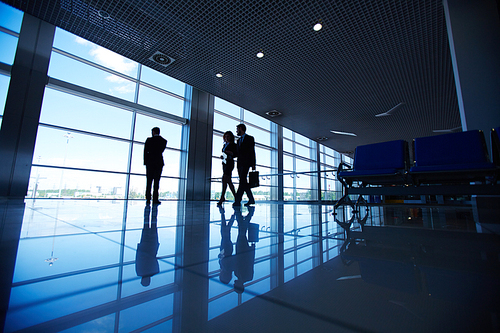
[
  {"x1": 266, "y1": 110, "x2": 282, "y2": 117},
  {"x1": 432, "y1": 126, "x2": 462, "y2": 133},
  {"x1": 375, "y1": 102, "x2": 405, "y2": 117},
  {"x1": 98, "y1": 10, "x2": 110, "y2": 19},
  {"x1": 149, "y1": 51, "x2": 175, "y2": 67},
  {"x1": 330, "y1": 130, "x2": 357, "y2": 137},
  {"x1": 316, "y1": 136, "x2": 328, "y2": 141},
  {"x1": 256, "y1": 50, "x2": 264, "y2": 58},
  {"x1": 313, "y1": 20, "x2": 323, "y2": 31},
  {"x1": 216, "y1": 73, "x2": 223, "y2": 78}
]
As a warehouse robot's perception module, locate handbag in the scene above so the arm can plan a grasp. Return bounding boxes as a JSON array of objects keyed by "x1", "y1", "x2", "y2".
[{"x1": 248, "y1": 170, "x2": 260, "y2": 188}]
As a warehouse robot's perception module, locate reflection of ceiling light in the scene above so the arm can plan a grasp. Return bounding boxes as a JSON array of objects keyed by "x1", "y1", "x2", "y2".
[
  {"x1": 266, "y1": 110, "x2": 281, "y2": 117},
  {"x1": 98, "y1": 10, "x2": 110, "y2": 19},
  {"x1": 316, "y1": 136, "x2": 328, "y2": 141},
  {"x1": 256, "y1": 51, "x2": 264, "y2": 58},
  {"x1": 216, "y1": 73, "x2": 223, "y2": 78},
  {"x1": 330, "y1": 130, "x2": 357, "y2": 137},
  {"x1": 313, "y1": 23, "x2": 322, "y2": 31}
]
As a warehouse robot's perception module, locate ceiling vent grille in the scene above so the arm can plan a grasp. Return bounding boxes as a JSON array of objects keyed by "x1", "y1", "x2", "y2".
[{"x1": 149, "y1": 52, "x2": 175, "y2": 67}]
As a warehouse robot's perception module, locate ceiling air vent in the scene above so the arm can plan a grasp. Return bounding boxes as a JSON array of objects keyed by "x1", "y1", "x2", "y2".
[{"x1": 149, "y1": 52, "x2": 175, "y2": 67}]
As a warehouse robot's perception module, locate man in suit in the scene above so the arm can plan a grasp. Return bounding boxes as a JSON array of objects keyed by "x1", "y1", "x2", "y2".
[
  {"x1": 233, "y1": 124, "x2": 256, "y2": 207},
  {"x1": 144, "y1": 127, "x2": 167, "y2": 205}
]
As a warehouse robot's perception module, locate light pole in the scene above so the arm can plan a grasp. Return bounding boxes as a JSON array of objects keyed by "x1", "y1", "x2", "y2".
[{"x1": 58, "y1": 132, "x2": 73, "y2": 198}]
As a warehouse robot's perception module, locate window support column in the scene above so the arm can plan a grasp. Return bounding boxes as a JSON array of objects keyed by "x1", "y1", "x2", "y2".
[{"x1": 0, "y1": 14, "x2": 55, "y2": 198}]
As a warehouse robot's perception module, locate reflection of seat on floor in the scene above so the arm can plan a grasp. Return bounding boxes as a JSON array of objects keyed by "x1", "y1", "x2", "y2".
[{"x1": 340, "y1": 226, "x2": 500, "y2": 304}]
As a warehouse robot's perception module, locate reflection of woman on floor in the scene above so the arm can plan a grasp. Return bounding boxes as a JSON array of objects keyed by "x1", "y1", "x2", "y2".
[{"x1": 218, "y1": 131, "x2": 237, "y2": 205}]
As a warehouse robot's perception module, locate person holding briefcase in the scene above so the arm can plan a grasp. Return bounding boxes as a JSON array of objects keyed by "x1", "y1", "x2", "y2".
[{"x1": 233, "y1": 124, "x2": 256, "y2": 207}]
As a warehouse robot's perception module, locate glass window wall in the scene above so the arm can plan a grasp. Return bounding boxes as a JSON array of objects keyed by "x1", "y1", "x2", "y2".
[{"x1": 28, "y1": 28, "x2": 187, "y2": 200}]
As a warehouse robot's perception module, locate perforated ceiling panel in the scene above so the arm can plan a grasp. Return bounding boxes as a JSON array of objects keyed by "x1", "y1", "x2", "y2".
[{"x1": 3, "y1": 0, "x2": 460, "y2": 155}]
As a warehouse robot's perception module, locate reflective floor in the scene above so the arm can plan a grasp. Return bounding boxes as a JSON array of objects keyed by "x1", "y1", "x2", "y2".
[{"x1": 1, "y1": 199, "x2": 499, "y2": 332}]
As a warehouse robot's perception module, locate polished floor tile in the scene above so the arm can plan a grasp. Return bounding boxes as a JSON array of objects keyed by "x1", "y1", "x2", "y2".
[{"x1": 0, "y1": 199, "x2": 499, "y2": 332}]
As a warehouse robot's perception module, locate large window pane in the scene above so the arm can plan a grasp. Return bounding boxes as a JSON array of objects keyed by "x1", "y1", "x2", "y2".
[
  {"x1": 48, "y1": 52, "x2": 136, "y2": 101},
  {"x1": 295, "y1": 133, "x2": 310, "y2": 146},
  {"x1": 137, "y1": 85, "x2": 184, "y2": 117},
  {"x1": 33, "y1": 127, "x2": 130, "y2": 173},
  {"x1": 28, "y1": 167, "x2": 127, "y2": 199},
  {"x1": 130, "y1": 144, "x2": 180, "y2": 178},
  {"x1": 129, "y1": 175, "x2": 179, "y2": 200},
  {"x1": 140, "y1": 66, "x2": 185, "y2": 97},
  {"x1": 215, "y1": 97, "x2": 240, "y2": 118},
  {"x1": 40, "y1": 88, "x2": 133, "y2": 139},
  {"x1": 283, "y1": 138, "x2": 293, "y2": 152},
  {"x1": 244, "y1": 110, "x2": 270, "y2": 130},
  {"x1": 248, "y1": 125, "x2": 271, "y2": 146},
  {"x1": 295, "y1": 144, "x2": 311, "y2": 159},
  {"x1": 0, "y1": 32, "x2": 18, "y2": 65},
  {"x1": 53, "y1": 29, "x2": 138, "y2": 78},
  {"x1": 214, "y1": 112, "x2": 240, "y2": 134},
  {"x1": 134, "y1": 114, "x2": 182, "y2": 149},
  {"x1": 255, "y1": 146, "x2": 271, "y2": 167},
  {"x1": 0, "y1": 2, "x2": 23, "y2": 32}
]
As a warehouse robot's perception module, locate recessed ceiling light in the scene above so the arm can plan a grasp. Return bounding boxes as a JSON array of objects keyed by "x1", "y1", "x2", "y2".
[
  {"x1": 316, "y1": 136, "x2": 328, "y2": 141},
  {"x1": 330, "y1": 130, "x2": 357, "y2": 137},
  {"x1": 313, "y1": 23, "x2": 322, "y2": 31},
  {"x1": 216, "y1": 73, "x2": 223, "y2": 78},
  {"x1": 98, "y1": 10, "x2": 110, "y2": 19},
  {"x1": 256, "y1": 51, "x2": 264, "y2": 58},
  {"x1": 266, "y1": 110, "x2": 281, "y2": 117}
]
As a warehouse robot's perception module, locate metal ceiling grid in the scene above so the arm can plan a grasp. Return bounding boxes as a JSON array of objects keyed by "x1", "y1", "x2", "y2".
[{"x1": 2, "y1": 0, "x2": 460, "y2": 155}]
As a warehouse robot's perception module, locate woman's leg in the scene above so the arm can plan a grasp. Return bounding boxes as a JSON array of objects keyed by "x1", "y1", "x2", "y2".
[
  {"x1": 219, "y1": 176, "x2": 228, "y2": 204},
  {"x1": 227, "y1": 176, "x2": 236, "y2": 198}
]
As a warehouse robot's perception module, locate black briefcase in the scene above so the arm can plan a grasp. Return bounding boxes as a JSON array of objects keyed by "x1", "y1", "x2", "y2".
[{"x1": 248, "y1": 171, "x2": 259, "y2": 188}]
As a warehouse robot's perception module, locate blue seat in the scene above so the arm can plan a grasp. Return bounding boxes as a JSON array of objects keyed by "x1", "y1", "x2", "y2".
[
  {"x1": 338, "y1": 139, "x2": 409, "y2": 186},
  {"x1": 410, "y1": 130, "x2": 497, "y2": 185}
]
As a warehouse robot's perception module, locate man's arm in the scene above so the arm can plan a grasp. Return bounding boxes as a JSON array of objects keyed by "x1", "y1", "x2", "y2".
[{"x1": 144, "y1": 138, "x2": 150, "y2": 165}]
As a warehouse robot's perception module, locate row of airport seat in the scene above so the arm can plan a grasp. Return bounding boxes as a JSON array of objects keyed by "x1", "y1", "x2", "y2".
[{"x1": 335, "y1": 128, "x2": 500, "y2": 208}]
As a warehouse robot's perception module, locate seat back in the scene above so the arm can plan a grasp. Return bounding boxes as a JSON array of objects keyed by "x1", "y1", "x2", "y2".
[
  {"x1": 353, "y1": 140, "x2": 408, "y2": 171},
  {"x1": 413, "y1": 130, "x2": 489, "y2": 168},
  {"x1": 492, "y1": 127, "x2": 500, "y2": 166}
]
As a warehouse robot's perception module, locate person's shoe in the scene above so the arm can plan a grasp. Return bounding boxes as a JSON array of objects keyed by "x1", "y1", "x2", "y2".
[
  {"x1": 153, "y1": 201, "x2": 161, "y2": 205},
  {"x1": 146, "y1": 200, "x2": 151, "y2": 206},
  {"x1": 244, "y1": 200, "x2": 255, "y2": 206},
  {"x1": 217, "y1": 199, "x2": 225, "y2": 206},
  {"x1": 232, "y1": 202, "x2": 241, "y2": 207}
]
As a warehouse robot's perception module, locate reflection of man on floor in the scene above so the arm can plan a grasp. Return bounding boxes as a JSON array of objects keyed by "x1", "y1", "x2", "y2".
[
  {"x1": 136, "y1": 206, "x2": 159, "y2": 286},
  {"x1": 233, "y1": 206, "x2": 256, "y2": 293},
  {"x1": 218, "y1": 206, "x2": 236, "y2": 285}
]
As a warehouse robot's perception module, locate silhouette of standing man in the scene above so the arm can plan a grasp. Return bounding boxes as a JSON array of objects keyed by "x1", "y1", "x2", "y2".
[
  {"x1": 144, "y1": 127, "x2": 167, "y2": 205},
  {"x1": 233, "y1": 124, "x2": 256, "y2": 207}
]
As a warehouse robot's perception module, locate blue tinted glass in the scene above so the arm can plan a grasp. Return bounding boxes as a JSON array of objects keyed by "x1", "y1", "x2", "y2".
[
  {"x1": 137, "y1": 85, "x2": 184, "y2": 117},
  {"x1": 140, "y1": 66, "x2": 185, "y2": 97},
  {"x1": 0, "y1": 74, "x2": 10, "y2": 116},
  {"x1": 40, "y1": 88, "x2": 133, "y2": 139},
  {"x1": 0, "y1": 32, "x2": 18, "y2": 64},
  {"x1": 0, "y1": 2, "x2": 23, "y2": 32},
  {"x1": 48, "y1": 52, "x2": 136, "y2": 102},
  {"x1": 53, "y1": 28, "x2": 138, "y2": 78},
  {"x1": 214, "y1": 97, "x2": 240, "y2": 118},
  {"x1": 244, "y1": 110, "x2": 271, "y2": 130}
]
